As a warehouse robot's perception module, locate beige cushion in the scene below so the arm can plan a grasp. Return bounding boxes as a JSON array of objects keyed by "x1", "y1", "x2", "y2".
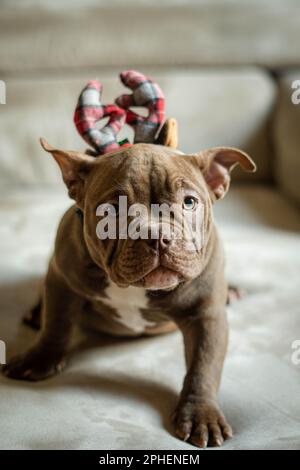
[
  {"x1": 1, "y1": 1, "x2": 300, "y2": 71},
  {"x1": 273, "y1": 71, "x2": 300, "y2": 206}
]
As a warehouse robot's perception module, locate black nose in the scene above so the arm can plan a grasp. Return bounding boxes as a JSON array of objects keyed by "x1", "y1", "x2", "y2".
[
  {"x1": 159, "y1": 233, "x2": 172, "y2": 250},
  {"x1": 144, "y1": 238, "x2": 159, "y2": 251}
]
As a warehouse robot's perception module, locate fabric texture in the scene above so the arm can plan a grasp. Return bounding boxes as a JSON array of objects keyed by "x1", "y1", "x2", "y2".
[
  {"x1": 116, "y1": 70, "x2": 165, "y2": 144},
  {"x1": 0, "y1": 186, "x2": 299, "y2": 450},
  {"x1": 74, "y1": 70, "x2": 166, "y2": 154},
  {"x1": 74, "y1": 80, "x2": 127, "y2": 154}
]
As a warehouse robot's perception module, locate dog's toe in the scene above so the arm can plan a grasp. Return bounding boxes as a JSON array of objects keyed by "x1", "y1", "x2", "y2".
[
  {"x1": 172, "y1": 400, "x2": 233, "y2": 448},
  {"x1": 2, "y1": 353, "x2": 65, "y2": 381}
]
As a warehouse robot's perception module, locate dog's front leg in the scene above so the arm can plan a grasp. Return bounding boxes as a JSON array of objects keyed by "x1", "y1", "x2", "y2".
[
  {"x1": 3, "y1": 262, "x2": 81, "y2": 381},
  {"x1": 172, "y1": 306, "x2": 232, "y2": 448}
]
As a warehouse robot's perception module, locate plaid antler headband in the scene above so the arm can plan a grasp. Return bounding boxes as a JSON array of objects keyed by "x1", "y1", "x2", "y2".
[{"x1": 74, "y1": 70, "x2": 166, "y2": 155}]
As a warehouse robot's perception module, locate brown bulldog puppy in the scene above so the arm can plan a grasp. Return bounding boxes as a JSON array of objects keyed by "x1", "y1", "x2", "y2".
[{"x1": 3, "y1": 125, "x2": 256, "y2": 448}]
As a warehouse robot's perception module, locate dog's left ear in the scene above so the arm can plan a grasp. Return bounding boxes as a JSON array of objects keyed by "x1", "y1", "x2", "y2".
[
  {"x1": 40, "y1": 138, "x2": 95, "y2": 205},
  {"x1": 193, "y1": 147, "x2": 256, "y2": 200},
  {"x1": 155, "y1": 118, "x2": 178, "y2": 149}
]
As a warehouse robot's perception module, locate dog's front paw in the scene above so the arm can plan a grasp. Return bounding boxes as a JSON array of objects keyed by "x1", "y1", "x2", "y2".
[
  {"x1": 2, "y1": 351, "x2": 66, "y2": 381},
  {"x1": 172, "y1": 399, "x2": 233, "y2": 448}
]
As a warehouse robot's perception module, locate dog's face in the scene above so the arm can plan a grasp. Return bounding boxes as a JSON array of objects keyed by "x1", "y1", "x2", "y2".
[
  {"x1": 41, "y1": 140, "x2": 255, "y2": 290},
  {"x1": 84, "y1": 144, "x2": 212, "y2": 290}
]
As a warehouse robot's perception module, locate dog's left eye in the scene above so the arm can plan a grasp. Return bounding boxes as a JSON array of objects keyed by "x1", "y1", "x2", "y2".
[{"x1": 183, "y1": 196, "x2": 198, "y2": 210}]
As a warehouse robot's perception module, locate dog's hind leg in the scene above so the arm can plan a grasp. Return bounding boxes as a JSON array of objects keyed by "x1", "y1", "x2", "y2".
[
  {"x1": 23, "y1": 297, "x2": 42, "y2": 330},
  {"x1": 4, "y1": 262, "x2": 83, "y2": 381}
]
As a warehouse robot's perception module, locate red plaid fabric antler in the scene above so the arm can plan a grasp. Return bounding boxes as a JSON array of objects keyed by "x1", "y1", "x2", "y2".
[
  {"x1": 74, "y1": 80, "x2": 127, "y2": 155},
  {"x1": 116, "y1": 70, "x2": 166, "y2": 144},
  {"x1": 74, "y1": 71, "x2": 166, "y2": 154}
]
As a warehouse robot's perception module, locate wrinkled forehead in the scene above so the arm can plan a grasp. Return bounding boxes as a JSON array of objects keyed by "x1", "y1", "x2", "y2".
[{"x1": 87, "y1": 144, "x2": 204, "y2": 203}]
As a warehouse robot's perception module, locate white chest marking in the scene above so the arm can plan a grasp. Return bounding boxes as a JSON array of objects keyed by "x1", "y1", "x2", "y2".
[{"x1": 101, "y1": 282, "x2": 156, "y2": 333}]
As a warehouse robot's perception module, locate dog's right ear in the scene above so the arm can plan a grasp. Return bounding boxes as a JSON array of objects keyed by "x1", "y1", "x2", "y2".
[{"x1": 40, "y1": 138, "x2": 95, "y2": 205}]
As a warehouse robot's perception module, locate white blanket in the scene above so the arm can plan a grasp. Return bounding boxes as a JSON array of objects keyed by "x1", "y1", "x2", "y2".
[{"x1": 0, "y1": 185, "x2": 300, "y2": 450}]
